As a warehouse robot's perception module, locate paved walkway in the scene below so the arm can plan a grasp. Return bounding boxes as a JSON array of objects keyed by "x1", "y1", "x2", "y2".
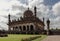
[{"x1": 42, "y1": 35, "x2": 60, "y2": 41}]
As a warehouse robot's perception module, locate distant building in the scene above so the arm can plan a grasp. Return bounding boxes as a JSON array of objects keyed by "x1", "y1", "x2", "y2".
[{"x1": 8, "y1": 6, "x2": 45, "y2": 34}]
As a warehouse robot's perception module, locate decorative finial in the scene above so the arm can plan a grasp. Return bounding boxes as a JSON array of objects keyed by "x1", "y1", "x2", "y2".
[
  {"x1": 34, "y1": 6, "x2": 36, "y2": 9},
  {"x1": 34, "y1": 6, "x2": 37, "y2": 17},
  {"x1": 8, "y1": 13, "x2": 10, "y2": 16},
  {"x1": 43, "y1": 17, "x2": 44, "y2": 20},
  {"x1": 43, "y1": 17, "x2": 44, "y2": 23},
  {"x1": 28, "y1": 7, "x2": 29, "y2": 10}
]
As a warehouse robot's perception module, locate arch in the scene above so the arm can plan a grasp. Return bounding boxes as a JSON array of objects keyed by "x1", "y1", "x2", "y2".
[
  {"x1": 16, "y1": 26, "x2": 18, "y2": 29},
  {"x1": 15, "y1": 26, "x2": 18, "y2": 30},
  {"x1": 23, "y1": 26, "x2": 26, "y2": 30},
  {"x1": 27, "y1": 25, "x2": 29, "y2": 31},
  {"x1": 30, "y1": 25, "x2": 34, "y2": 31}
]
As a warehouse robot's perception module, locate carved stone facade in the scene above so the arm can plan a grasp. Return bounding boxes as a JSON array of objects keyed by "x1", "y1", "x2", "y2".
[{"x1": 8, "y1": 6, "x2": 45, "y2": 34}]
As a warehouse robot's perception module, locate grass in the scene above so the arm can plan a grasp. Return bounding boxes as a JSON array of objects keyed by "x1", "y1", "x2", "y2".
[{"x1": 0, "y1": 34, "x2": 47, "y2": 41}]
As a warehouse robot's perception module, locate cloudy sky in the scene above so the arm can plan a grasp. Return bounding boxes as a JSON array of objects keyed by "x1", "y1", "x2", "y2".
[{"x1": 0, "y1": 0, "x2": 60, "y2": 30}]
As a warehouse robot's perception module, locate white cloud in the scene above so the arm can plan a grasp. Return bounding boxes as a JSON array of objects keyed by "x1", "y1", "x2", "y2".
[
  {"x1": 0, "y1": 0, "x2": 23, "y2": 15},
  {"x1": 38, "y1": 4, "x2": 49, "y2": 14},
  {"x1": 52, "y1": 2, "x2": 60, "y2": 16},
  {"x1": 0, "y1": 0, "x2": 10, "y2": 15},
  {"x1": 29, "y1": 0, "x2": 44, "y2": 7},
  {"x1": 49, "y1": 2, "x2": 60, "y2": 29},
  {"x1": 0, "y1": 16, "x2": 8, "y2": 30},
  {"x1": 50, "y1": 16, "x2": 60, "y2": 29}
]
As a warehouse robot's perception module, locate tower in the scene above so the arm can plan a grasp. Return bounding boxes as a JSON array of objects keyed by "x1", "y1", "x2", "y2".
[
  {"x1": 43, "y1": 17, "x2": 44, "y2": 30},
  {"x1": 8, "y1": 14, "x2": 11, "y2": 23},
  {"x1": 34, "y1": 6, "x2": 37, "y2": 17},
  {"x1": 46, "y1": 19, "x2": 50, "y2": 35},
  {"x1": 8, "y1": 14, "x2": 11, "y2": 31}
]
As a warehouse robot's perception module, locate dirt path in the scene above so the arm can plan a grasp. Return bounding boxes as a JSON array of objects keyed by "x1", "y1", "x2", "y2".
[{"x1": 42, "y1": 35, "x2": 60, "y2": 41}]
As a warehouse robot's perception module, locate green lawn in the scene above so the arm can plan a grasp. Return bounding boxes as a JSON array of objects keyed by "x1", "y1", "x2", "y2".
[{"x1": 0, "y1": 34, "x2": 46, "y2": 41}]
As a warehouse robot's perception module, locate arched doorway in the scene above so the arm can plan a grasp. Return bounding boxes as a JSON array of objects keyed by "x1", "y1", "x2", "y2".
[
  {"x1": 15, "y1": 26, "x2": 18, "y2": 31},
  {"x1": 30, "y1": 25, "x2": 34, "y2": 31},
  {"x1": 27, "y1": 25, "x2": 29, "y2": 31},
  {"x1": 23, "y1": 26, "x2": 26, "y2": 31}
]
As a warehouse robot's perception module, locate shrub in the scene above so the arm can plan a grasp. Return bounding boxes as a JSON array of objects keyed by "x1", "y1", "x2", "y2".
[
  {"x1": 21, "y1": 38, "x2": 31, "y2": 41},
  {"x1": 0, "y1": 34, "x2": 8, "y2": 37},
  {"x1": 21, "y1": 36, "x2": 41, "y2": 41}
]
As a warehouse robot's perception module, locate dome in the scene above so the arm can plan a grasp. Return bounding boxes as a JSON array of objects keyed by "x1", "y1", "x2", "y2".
[{"x1": 24, "y1": 8, "x2": 33, "y2": 17}]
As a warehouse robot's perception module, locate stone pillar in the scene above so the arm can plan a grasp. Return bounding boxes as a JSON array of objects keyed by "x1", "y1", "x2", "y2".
[
  {"x1": 22, "y1": 26, "x2": 23, "y2": 31},
  {"x1": 26, "y1": 26, "x2": 27, "y2": 34},
  {"x1": 11, "y1": 27, "x2": 13, "y2": 31},
  {"x1": 26, "y1": 26, "x2": 27, "y2": 31},
  {"x1": 14, "y1": 27, "x2": 15, "y2": 31},
  {"x1": 9, "y1": 26, "x2": 11, "y2": 34},
  {"x1": 14, "y1": 27, "x2": 16, "y2": 31},
  {"x1": 12, "y1": 27, "x2": 14, "y2": 31},
  {"x1": 13, "y1": 27, "x2": 14, "y2": 31},
  {"x1": 43, "y1": 17, "x2": 44, "y2": 30},
  {"x1": 19, "y1": 26, "x2": 21, "y2": 33},
  {"x1": 46, "y1": 19, "x2": 50, "y2": 35},
  {"x1": 33, "y1": 25, "x2": 35, "y2": 34},
  {"x1": 19, "y1": 26, "x2": 21, "y2": 31},
  {"x1": 29, "y1": 25, "x2": 30, "y2": 31},
  {"x1": 33, "y1": 25, "x2": 35, "y2": 31},
  {"x1": 18, "y1": 27, "x2": 19, "y2": 31},
  {"x1": 24, "y1": 25, "x2": 27, "y2": 34}
]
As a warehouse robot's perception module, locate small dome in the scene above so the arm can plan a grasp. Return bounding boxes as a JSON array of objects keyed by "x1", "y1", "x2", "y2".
[{"x1": 24, "y1": 8, "x2": 33, "y2": 17}]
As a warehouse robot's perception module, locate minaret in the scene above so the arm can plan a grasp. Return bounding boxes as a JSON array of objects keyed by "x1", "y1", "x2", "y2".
[
  {"x1": 8, "y1": 14, "x2": 11, "y2": 31},
  {"x1": 28, "y1": 7, "x2": 29, "y2": 10},
  {"x1": 8, "y1": 14, "x2": 11, "y2": 24},
  {"x1": 34, "y1": 6, "x2": 37, "y2": 17},
  {"x1": 46, "y1": 19, "x2": 50, "y2": 35},
  {"x1": 43, "y1": 17, "x2": 44, "y2": 30}
]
